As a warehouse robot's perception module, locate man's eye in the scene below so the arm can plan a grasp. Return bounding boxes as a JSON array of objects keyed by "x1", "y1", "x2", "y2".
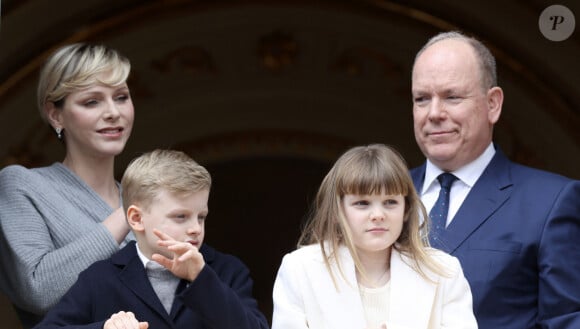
[
  {"x1": 447, "y1": 95, "x2": 463, "y2": 102},
  {"x1": 413, "y1": 96, "x2": 430, "y2": 105}
]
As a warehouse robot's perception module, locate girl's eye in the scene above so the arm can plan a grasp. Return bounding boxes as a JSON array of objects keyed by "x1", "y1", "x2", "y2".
[
  {"x1": 385, "y1": 199, "x2": 399, "y2": 205},
  {"x1": 354, "y1": 201, "x2": 369, "y2": 206},
  {"x1": 173, "y1": 214, "x2": 188, "y2": 222}
]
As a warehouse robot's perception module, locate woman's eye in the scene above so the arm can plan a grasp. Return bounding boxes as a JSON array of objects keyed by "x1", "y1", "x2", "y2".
[
  {"x1": 83, "y1": 99, "x2": 99, "y2": 107},
  {"x1": 115, "y1": 94, "x2": 129, "y2": 102}
]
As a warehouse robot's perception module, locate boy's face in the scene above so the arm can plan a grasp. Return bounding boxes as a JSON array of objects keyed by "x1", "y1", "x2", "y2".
[{"x1": 129, "y1": 188, "x2": 209, "y2": 259}]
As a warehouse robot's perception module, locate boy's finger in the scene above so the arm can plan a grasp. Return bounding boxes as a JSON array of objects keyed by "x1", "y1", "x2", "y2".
[
  {"x1": 152, "y1": 228, "x2": 170, "y2": 240},
  {"x1": 151, "y1": 253, "x2": 173, "y2": 269}
]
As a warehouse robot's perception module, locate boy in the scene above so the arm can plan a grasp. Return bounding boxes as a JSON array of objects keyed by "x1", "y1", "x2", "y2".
[{"x1": 34, "y1": 149, "x2": 269, "y2": 329}]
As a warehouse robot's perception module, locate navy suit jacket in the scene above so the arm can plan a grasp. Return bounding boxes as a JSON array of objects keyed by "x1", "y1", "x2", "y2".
[
  {"x1": 34, "y1": 241, "x2": 269, "y2": 329},
  {"x1": 411, "y1": 147, "x2": 580, "y2": 329}
]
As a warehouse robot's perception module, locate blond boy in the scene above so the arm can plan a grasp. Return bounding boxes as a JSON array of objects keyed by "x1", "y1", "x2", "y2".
[{"x1": 35, "y1": 150, "x2": 268, "y2": 329}]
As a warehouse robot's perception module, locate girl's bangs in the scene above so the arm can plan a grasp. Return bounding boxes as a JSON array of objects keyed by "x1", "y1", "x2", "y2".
[{"x1": 338, "y1": 159, "x2": 408, "y2": 196}]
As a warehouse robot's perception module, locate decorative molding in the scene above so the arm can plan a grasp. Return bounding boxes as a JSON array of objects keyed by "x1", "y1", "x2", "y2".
[
  {"x1": 174, "y1": 130, "x2": 353, "y2": 164},
  {"x1": 257, "y1": 30, "x2": 299, "y2": 72},
  {"x1": 330, "y1": 46, "x2": 401, "y2": 77},
  {"x1": 152, "y1": 46, "x2": 217, "y2": 75}
]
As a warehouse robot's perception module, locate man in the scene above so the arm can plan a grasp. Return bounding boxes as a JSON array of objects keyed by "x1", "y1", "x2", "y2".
[{"x1": 410, "y1": 31, "x2": 580, "y2": 329}]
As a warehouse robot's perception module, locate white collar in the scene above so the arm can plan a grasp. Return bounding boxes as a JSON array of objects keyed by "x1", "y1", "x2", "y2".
[
  {"x1": 422, "y1": 143, "x2": 495, "y2": 194},
  {"x1": 135, "y1": 242, "x2": 152, "y2": 267}
]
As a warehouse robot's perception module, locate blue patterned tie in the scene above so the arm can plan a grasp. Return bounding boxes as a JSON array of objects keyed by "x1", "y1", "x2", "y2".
[{"x1": 429, "y1": 173, "x2": 458, "y2": 247}]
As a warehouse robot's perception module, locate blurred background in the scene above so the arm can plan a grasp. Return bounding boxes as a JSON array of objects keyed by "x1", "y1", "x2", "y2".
[{"x1": 1, "y1": 0, "x2": 579, "y2": 327}]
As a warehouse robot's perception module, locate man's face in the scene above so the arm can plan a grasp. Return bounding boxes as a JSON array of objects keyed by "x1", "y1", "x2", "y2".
[{"x1": 411, "y1": 39, "x2": 501, "y2": 171}]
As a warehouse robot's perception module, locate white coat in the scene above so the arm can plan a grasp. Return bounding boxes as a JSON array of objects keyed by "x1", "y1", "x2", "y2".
[{"x1": 272, "y1": 244, "x2": 477, "y2": 329}]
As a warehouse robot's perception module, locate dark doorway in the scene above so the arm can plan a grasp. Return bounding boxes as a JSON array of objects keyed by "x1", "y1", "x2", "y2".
[{"x1": 203, "y1": 156, "x2": 331, "y2": 323}]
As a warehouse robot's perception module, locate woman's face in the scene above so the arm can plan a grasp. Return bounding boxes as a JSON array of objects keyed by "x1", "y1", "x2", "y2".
[{"x1": 52, "y1": 74, "x2": 134, "y2": 160}]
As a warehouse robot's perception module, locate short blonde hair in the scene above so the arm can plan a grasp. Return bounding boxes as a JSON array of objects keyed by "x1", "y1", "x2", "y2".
[
  {"x1": 121, "y1": 149, "x2": 211, "y2": 213},
  {"x1": 299, "y1": 144, "x2": 446, "y2": 285},
  {"x1": 37, "y1": 43, "x2": 131, "y2": 121}
]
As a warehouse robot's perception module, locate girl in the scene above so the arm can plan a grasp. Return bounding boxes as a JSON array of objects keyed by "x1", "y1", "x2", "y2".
[{"x1": 272, "y1": 144, "x2": 477, "y2": 329}]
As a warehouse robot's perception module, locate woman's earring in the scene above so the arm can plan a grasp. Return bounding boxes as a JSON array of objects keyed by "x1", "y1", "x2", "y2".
[{"x1": 55, "y1": 127, "x2": 62, "y2": 140}]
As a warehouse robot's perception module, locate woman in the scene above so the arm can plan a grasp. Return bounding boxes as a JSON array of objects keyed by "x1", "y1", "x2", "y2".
[
  {"x1": 0, "y1": 43, "x2": 134, "y2": 328},
  {"x1": 272, "y1": 144, "x2": 477, "y2": 329}
]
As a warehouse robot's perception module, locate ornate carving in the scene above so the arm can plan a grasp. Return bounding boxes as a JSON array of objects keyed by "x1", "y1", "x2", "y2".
[
  {"x1": 257, "y1": 30, "x2": 298, "y2": 72},
  {"x1": 152, "y1": 46, "x2": 216, "y2": 75},
  {"x1": 330, "y1": 46, "x2": 400, "y2": 77}
]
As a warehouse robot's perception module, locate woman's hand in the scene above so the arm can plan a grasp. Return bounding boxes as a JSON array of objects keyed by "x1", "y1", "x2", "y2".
[{"x1": 103, "y1": 207, "x2": 131, "y2": 244}]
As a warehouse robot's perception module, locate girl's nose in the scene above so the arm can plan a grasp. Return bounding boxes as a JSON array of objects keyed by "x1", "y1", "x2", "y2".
[{"x1": 370, "y1": 208, "x2": 385, "y2": 221}]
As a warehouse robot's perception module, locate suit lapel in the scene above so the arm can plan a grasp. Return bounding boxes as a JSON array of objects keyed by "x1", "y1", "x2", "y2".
[
  {"x1": 443, "y1": 150, "x2": 513, "y2": 253},
  {"x1": 114, "y1": 242, "x2": 173, "y2": 323},
  {"x1": 412, "y1": 149, "x2": 514, "y2": 253},
  {"x1": 169, "y1": 279, "x2": 189, "y2": 319},
  {"x1": 389, "y1": 250, "x2": 436, "y2": 328},
  {"x1": 308, "y1": 246, "x2": 367, "y2": 329}
]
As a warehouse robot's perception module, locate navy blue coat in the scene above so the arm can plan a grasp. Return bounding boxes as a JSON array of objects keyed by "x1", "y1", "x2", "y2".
[
  {"x1": 411, "y1": 147, "x2": 580, "y2": 329},
  {"x1": 34, "y1": 241, "x2": 269, "y2": 329}
]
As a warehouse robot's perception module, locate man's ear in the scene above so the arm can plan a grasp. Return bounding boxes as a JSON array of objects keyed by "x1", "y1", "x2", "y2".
[
  {"x1": 127, "y1": 205, "x2": 145, "y2": 232},
  {"x1": 45, "y1": 102, "x2": 63, "y2": 131},
  {"x1": 487, "y1": 86, "x2": 503, "y2": 124}
]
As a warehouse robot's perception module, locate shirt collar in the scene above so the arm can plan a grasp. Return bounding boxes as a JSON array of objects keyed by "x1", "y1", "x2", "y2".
[
  {"x1": 422, "y1": 143, "x2": 495, "y2": 194},
  {"x1": 135, "y1": 242, "x2": 152, "y2": 267}
]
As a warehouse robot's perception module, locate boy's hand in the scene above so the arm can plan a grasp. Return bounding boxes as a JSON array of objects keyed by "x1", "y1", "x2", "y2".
[
  {"x1": 151, "y1": 229, "x2": 205, "y2": 282},
  {"x1": 104, "y1": 311, "x2": 148, "y2": 329}
]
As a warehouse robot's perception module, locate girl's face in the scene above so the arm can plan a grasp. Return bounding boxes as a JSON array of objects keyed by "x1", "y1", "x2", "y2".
[
  {"x1": 50, "y1": 74, "x2": 134, "y2": 160},
  {"x1": 342, "y1": 192, "x2": 406, "y2": 258}
]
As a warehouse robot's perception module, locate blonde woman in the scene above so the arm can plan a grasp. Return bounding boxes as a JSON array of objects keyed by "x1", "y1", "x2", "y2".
[
  {"x1": 272, "y1": 144, "x2": 477, "y2": 329},
  {"x1": 0, "y1": 43, "x2": 134, "y2": 328}
]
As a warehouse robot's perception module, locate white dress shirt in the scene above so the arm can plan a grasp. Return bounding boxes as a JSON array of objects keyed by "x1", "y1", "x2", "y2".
[{"x1": 420, "y1": 143, "x2": 495, "y2": 227}]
